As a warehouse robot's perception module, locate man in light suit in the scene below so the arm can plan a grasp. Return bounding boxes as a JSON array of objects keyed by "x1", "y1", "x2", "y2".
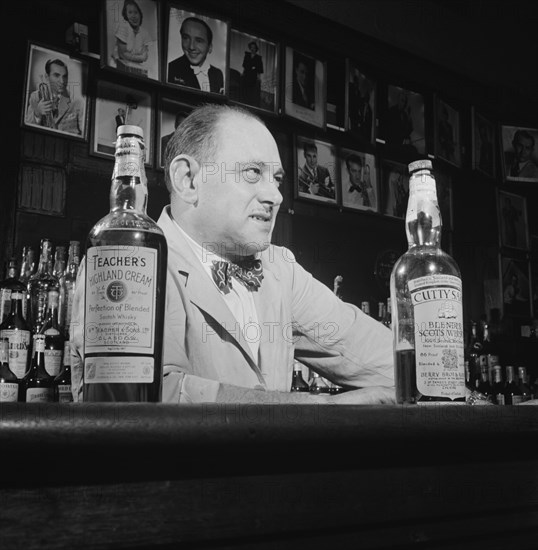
[
  {"x1": 167, "y1": 17, "x2": 224, "y2": 94},
  {"x1": 157, "y1": 104, "x2": 393, "y2": 403}
]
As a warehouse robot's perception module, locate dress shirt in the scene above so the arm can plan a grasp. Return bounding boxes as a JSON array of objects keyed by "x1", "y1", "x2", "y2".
[{"x1": 191, "y1": 60, "x2": 211, "y2": 93}]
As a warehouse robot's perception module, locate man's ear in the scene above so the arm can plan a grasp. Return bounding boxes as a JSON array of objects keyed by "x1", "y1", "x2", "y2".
[{"x1": 169, "y1": 154, "x2": 200, "y2": 205}]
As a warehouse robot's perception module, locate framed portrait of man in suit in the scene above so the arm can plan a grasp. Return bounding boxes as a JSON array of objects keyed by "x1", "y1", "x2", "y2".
[
  {"x1": 156, "y1": 96, "x2": 193, "y2": 170},
  {"x1": 22, "y1": 42, "x2": 89, "y2": 140},
  {"x1": 501, "y1": 125, "x2": 538, "y2": 183},
  {"x1": 381, "y1": 159, "x2": 409, "y2": 219},
  {"x1": 471, "y1": 107, "x2": 497, "y2": 178},
  {"x1": 295, "y1": 136, "x2": 337, "y2": 204},
  {"x1": 165, "y1": 5, "x2": 229, "y2": 96},
  {"x1": 434, "y1": 96, "x2": 461, "y2": 168},
  {"x1": 101, "y1": 0, "x2": 161, "y2": 82},
  {"x1": 345, "y1": 60, "x2": 376, "y2": 145},
  {"x1": 500, "y1": 255, "x2": 532, "y2": 318},
  {"x1": 338, "y1": 147, "x2": 378, "y2": 213},
  {"x1": 284, "y1": 47, "x2": 326, "y2": 129}
]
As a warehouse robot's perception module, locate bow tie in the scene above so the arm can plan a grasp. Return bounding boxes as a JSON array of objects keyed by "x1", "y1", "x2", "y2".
[
  {"x1": 192, "y1": 65, "x2": 208, "y2": 76},
  {"x1": 211, "y1": 258, "x2": 264, "y2": 293}
]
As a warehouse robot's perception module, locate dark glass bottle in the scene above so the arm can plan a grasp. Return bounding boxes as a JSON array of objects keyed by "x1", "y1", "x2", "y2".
[
  {"x1": 290, "y1": 360, "x2": 309, "y2": 392},
  {"x1": 54, "y1": 340, "x2": 73, "y2": 402},
  {"x1": 503, "y1": 366, "x2": 522, "y2": 405},
  {"x1": 20, "y1": 334, "x2": 54, "y2": 402},
  {"x1": 476, "y1": 364, "x2": 493, "y2": 402},
  {"x1": 83, "y1": 125, "x2": 167, "y2": 402},
  {"x1": 0, "y1": 257, "x2": 26, "y2": 324},
  {"x1": 466, "y1": 321, "x2": 482, "y2": 390},
  {"x1": 0, "y1": 291, "x2": 32, "y2": 379},
  {"x1": 517, "y1": 366, "x2": 531, "y2": 403},
  {"x1": 39, "y1": 289, "x2": 65, "y2": 378},
  {"x1": 62, "y1": 240, "x2": 80, "y2": 336},
  {"x1": 309, "y1": 371, "x2": 331, "y2": 394},
  {"x1": 0, "y1": 337, "x2": 19, "y2": 402},
  {"x1": 491, "y1": 365, "x2": 505, "y2": 405}
]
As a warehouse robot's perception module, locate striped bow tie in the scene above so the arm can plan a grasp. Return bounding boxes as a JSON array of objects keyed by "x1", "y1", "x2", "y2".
[{"x1": 211, "y1": 258, "x2": 264, "y2": 293}]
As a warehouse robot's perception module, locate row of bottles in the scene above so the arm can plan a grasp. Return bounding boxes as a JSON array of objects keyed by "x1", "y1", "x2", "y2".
[
  {"x1": 474, "y1": 364, "x2": 535, "y2": 405},
  {"x1": 290, "y1": 360, "x2": 345, "y2": 395}
]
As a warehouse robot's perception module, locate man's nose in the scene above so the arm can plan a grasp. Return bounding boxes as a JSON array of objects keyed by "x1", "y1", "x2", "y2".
[{"x1": 259, "y1": 179, "x2": 283, "y2": 206}]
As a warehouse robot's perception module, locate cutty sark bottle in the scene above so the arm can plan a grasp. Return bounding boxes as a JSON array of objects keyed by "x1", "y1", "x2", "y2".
[
  {"x1": 83, "y1": 125, "x2": 167, "y2": 402},
  {"x1": 390, "y1": 160, "x2": 465, "y2": 404}
]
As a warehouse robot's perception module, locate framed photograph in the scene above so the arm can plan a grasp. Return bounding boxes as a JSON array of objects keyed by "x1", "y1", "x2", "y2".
[
  {"x1": 500, "y1": 255, "x2": 532, "y2": 318},
  {"x1": 156, "y1": 97, "x2": 192, "y2": 169},
  {"x1": 434, "y1": 96, "x2": 461, "y2": 167},
  {"x1": 471, "y1": 107, "x2": 496, "y2": 178},
  {"x1": 295, "y1": 136, "x2": 337, "y2": 204},
  {"x1": 284, "y1": 47, "x2": 326, "y2": 129},
  {"x1": 435, "y1": 169, "x2": 453, "y2": 231},
  {"x1": 22, "y1": 42, "x2": 89, "y2": 140},
  {"x1": 501, "y1": 125, "x2": 538, "y2": 182},
  {"x1": 91, "y1": 80, "x2": 154, "y2": 166},
  {"x1": 339, "y1": 147, "x2": 378, "y2": 212},
  {"x1": 381, "y1": 159, "x2": 409, "y2": 219},
  {"x1": 326, "y1": 57, "x2": 346, "y2": 131},
  {"x1": 165, "y1": 5, "x2": 229, "y2": 95},
  {"x1": 382, "y1": 84, "x2": 425, "y2": 156},
  {"x1": 531, "y1": 236, "x2": 538, "y2": 317},
  {"x1": 497, "y1": 190, "x2": 529, "y2": 250},
  {"x1": 345, "y1": 60, "x2": 376, "y2": 145},
  {"x1": 228, "y1": 29, "x2": 279, "y2": 113},
  {"x1": 102, "y1": 0, "x2": 161, "y2": 81}
]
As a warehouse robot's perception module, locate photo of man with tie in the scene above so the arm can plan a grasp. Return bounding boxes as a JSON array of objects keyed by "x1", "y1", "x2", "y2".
[
  {"x1": 297, "y1": 140, "x2": 336, "y2": 201},
  {"x1": 167, "y1": 12, "x2": 225, "y2": 95}
]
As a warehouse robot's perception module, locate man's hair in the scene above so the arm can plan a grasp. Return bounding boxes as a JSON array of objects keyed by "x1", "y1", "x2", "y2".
[
  {"x1": 345, "y1": 153, "x2": 362, "y2": 170},
  {"x1": 164, "y1": 103, "x2": 264, "y2": 192},
  {"x1": 45, "y1": 58, "x2": 68, "y2": 78},
  {"x1": 122, "y1": 0, "x2": 143, "y2": 24},
  {"x1": 513, "y1": 129, "x2": 535, "y2": 148},
  {"x1": 180, "y1": 17, "x2": 213, "y2": 45},
  {"x1": 303, "y1": 142, "x2": 317, "y2": 155}
]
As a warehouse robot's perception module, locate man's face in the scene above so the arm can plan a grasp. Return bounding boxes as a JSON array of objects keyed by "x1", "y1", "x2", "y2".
[
  {"x1": 295, "y1": 62, "x2": 307, "y2": 87},
  {"x1": 192, "y1": 113, "x2": 284, "y2": 258},
  {"x1": 181, "y1": 20, "x2": 211, "y2": 66},
  {"x1": 48, "y1": 63, "x2": 67, "y2": 96},
  {"x1": 304, "y1": 148, "x2": 317, "y2": 169},
  {"x1": 513, "y1": 135, "x2": 533, "y2": 162},
  {"x1": 347, "y1": 161, "x2": 362, "y2": 185}
]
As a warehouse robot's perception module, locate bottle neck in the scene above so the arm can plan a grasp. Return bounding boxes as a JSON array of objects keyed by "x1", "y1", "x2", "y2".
[
  {"x1": 36, "y1": 242, "x2": 53, "y2": 276},
  {"x1": 110, "y1": 133, "x2": 148, "y2": 214},
  {"x1": 406, "y1": 169, "x2": 442, "y2": 248}
]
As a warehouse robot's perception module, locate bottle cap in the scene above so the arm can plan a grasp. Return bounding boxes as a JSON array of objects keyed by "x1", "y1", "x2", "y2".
[
  {"x1": 408, "y1": 159, "x2": 432, "y2": 174},
  {"x1": 117, "y1": 125, "x2": 144, "y2": 138}
]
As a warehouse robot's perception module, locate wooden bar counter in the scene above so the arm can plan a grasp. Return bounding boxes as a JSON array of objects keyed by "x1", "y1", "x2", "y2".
[{"x1": 1, "y1": 402, "x2": 538, "y2": 549}]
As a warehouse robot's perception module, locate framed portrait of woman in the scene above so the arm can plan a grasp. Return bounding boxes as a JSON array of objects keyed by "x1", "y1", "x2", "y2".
[
  {"x1": 21, "y1": 42, "x2": 90, "y2": 140},
  {"x1": 165, "y1": 4, "x2": 229, "y2": 96},
  {"x1": 101, "y1": 0, "x2": 161, "y2": 81},
  {"x1": 156, "y1": 96, "x2": 192, "y2": 169},
  {"x1": 91, "y1": 79, "x2": 154, "y2": 166},
  {"x1": 345, "y1": 60, "x2": 376, "y2": 145},
  {"x1": 434, "y1": 96, "x2": 461, "y2": 167},
  {"x1": 228, "y1": 28, "x2": 279, "y2": 114},
  {"x1": 339, "y1": 147, "x2": 378, "y2": 213},
  {"x1": 500, "y1": 125, "x2": 538, "y2": 183},
  {"x1": 284, "y1": 47, "x2": 326, "y2": 129},
  {"x1": 471, "y1": 107, "x2": 496, "y2": 178}
]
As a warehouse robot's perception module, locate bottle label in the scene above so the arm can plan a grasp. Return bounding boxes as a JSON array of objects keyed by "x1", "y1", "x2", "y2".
[
  {"x1": 84, "y1": 356, "x2": 154, "y2": 383},
  {"x1": 26, "y1": 387, "x2": 54, "y2": 402},
  {"x1": 57, "y1": 384, "x2": 73, "y2": 402},
  {"x1": 0, "y1": 382, "x2": 18, "y2": 402},
  {"x1": 408, "y1": 274, "x2": 465, "y2": 400},
  {"x1": 0, "y1": 329, "x2": 31, "y2": 378},
  {"x1": 511, "y1": 395, "x2": 523, "y2": 405},
  {"x1": 495, "y1": 393, "x2": 505, "y2": 405},
  {"x1": 85, "y1": 246, "x2": 157, "y2": 354},
  {"x1": 44, "y1": 349, "x2": 63, "y2": 377}
]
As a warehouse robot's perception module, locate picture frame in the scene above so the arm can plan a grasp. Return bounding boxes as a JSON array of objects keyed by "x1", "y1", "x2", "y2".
[
  {"x1": 434, "y1": 96, "x2": 461, "y2": 167},
  {"x1": 91, "y1": 79, "x2": 154, "y2": 166},
  {"x1": 165, "y1": 4, "x2": 229, "y2": 96},
  {"x1": 381, "y1": 84, "x2": 426, "y2": 156},
  {"x1": 471, "y1": 107, "x2": 496, "y2": 178},
  {"x1": 228, "y1": 28, "x2": 279, "y2": 114},
  {"x1": 500, "y1": 255, "x2": 532, "y2": 318},
  {"x1": 101, "y1": 0, "x2": 161, "y2": 82},
  {"x1": 156, "y1": 96, "x2": 193, "y2": 169},
  {"x1": 381, "y1": 159, "x2": 409, "y2": 219},
  {"x1": 500, "y1": 125, "x2": 538, "y2": 183},
  {"x1": 325, "y1": 56, "x2": 346, "y2": 131},
  {"x1": 345, "y1": 60, "x2": 376, "y2": 145},
  {"x1": 497, "y1": 189, "x2": 529, "y2": 250},
  {"x1": 339, "y1": 147, "x2": 378, "y2": 213},
  {"x1": 21, "y1": 42, "x2": 89, "y2": 140},
  {"x1": 294, "y1": 135, "x2": 337, "y2": 204},
  {"x1": 284, "y1": 46, "x2": 326, "y2": 129}
]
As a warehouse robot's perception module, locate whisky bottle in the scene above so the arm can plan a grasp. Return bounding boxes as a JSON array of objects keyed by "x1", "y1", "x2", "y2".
[
  {"x1": 0, "y1": 291, "x2": 32, "y2": 379},
  {"x1": 0, "y1": 338, "x2": 19, "y2": 402},
  {"x1": 0, "y1": 257, "x2": 26, "y2": 323},
  {"x1": 491, "y1": 364, "x2": 505, "y2": 405},
  {"x1": 20, "y1": 333, "x2": 54, "y2": 402},
  {"x1": 390, "y1": 160, "x2": 465, "y2": 404},
  {"x1": 517, "y1": 366, "x2": 531, "y2": 403},
  {"x1": 39, "y1": 289, "x2": 65, "y2": 377},
  {"x1": 62, "y1": 240, "x2": 80, "y2": 336},
  {"x1": 19, "y1": 246, "x2": 36, "y2": 285},
  {"x1": 290, "y1": 359, "x2": 309, "y2": 392},
  {"x1": 503, "y1": 366, "x2": 522, "y2": 405},
  {"x1": 477, "y1": 363, "x2": 493, "y2": 402},
  {"x1": 27, "y1": 238, "x2": 59, "y2": 333},
  {"x1": 83, "y1": 125, "x2": 167, "y2": 402},
  {"x1": 54, "y1": 340, "x2": 73, "y2": 402},
  {"x1": 382, "y1": 298, "x2": 392, "y2": 329}
]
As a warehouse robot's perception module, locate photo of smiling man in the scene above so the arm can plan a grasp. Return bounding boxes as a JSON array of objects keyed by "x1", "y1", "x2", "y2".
[{"x1": 166, "y1": 8, "x2": 228, "y2": 95}]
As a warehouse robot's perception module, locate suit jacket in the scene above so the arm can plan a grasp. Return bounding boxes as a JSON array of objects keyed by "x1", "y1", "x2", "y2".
[
  {"x1": 167, "y1": 55, "x2": 224, "y2": 94},
  {"x1": 158, "y1": 207, "x2": 393, "y2": 402},
  {"x1": 292, "y1": 79, "x2": 314, "y2": 109}
]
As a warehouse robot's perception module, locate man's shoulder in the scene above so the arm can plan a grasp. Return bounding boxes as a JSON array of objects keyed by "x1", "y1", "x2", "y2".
[{"x1": 169, "y1": 55, "x2": 189, "y2": 69}]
